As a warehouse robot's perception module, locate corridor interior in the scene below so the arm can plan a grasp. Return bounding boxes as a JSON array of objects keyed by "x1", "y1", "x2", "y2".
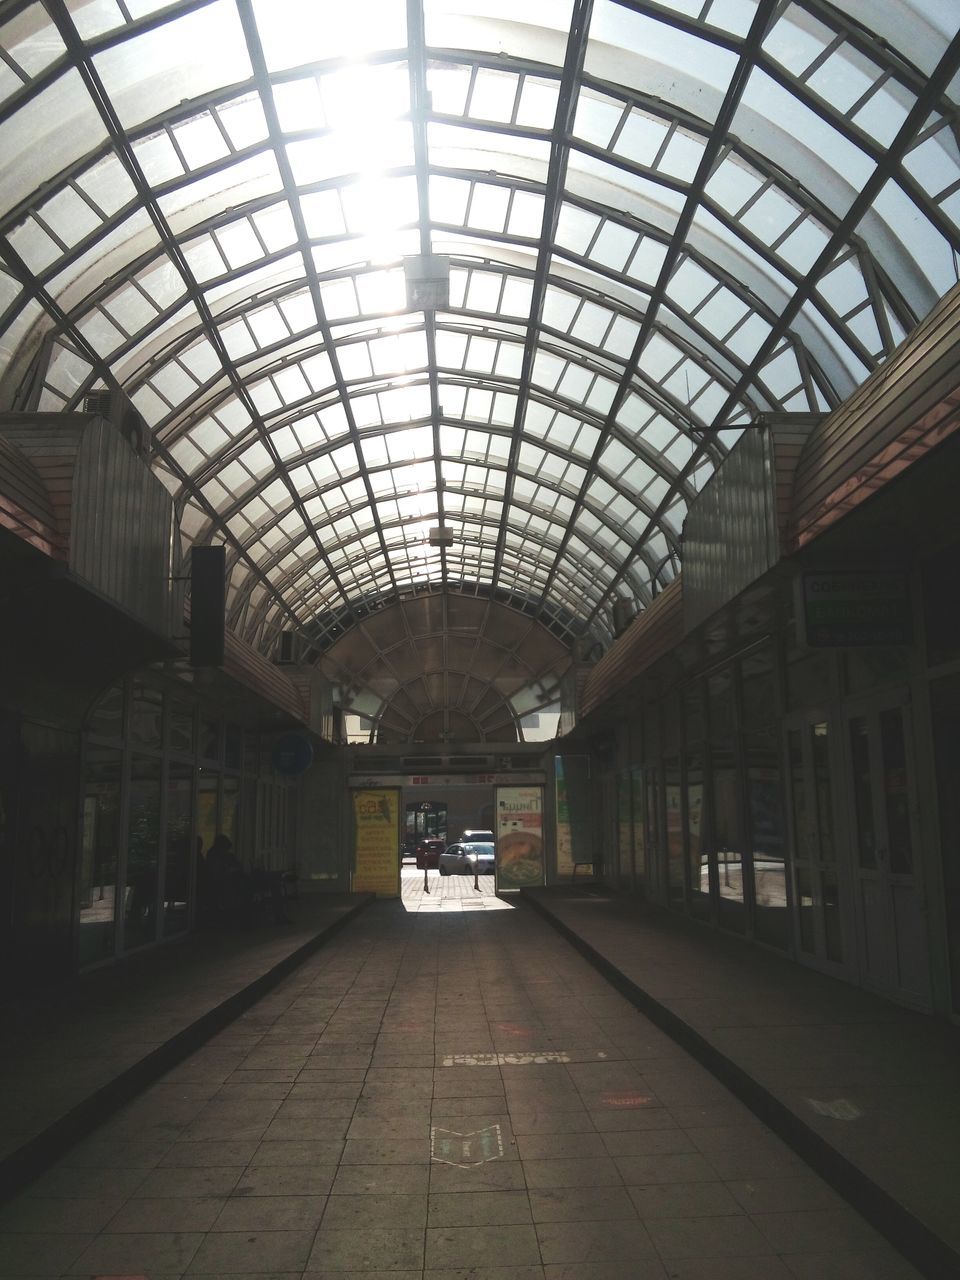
[{"x1": 0, "y1": 875, "x2": 920, "y2": 1279}]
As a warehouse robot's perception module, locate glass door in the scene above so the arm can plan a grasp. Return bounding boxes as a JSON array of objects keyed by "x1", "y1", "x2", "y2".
[
  {"x1": 785, "y1": 716, "x2": 847, "y2": 972},
  {"x1": 845, "y1": 696, "x2": 931, "y2": 1007}
]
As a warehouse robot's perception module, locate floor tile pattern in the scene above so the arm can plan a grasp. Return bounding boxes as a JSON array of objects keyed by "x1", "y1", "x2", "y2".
[{"x1": 0, "y1": 870, "x2": 922, "y2": 1278}]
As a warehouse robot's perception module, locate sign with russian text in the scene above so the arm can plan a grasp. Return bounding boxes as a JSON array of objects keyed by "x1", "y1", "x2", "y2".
[
  {"x1": 798, "y1": 570, "x2": 911, "y2": 647},
  {"x1": 495, "y1": 785, "x2": 544, "y2": 892},
  {"x1": 352, "y1": 789, "x2": 400, "y2": 896}
]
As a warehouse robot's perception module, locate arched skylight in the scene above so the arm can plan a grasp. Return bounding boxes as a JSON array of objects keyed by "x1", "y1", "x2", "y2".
[{"x1": 1, "y1": 0, "x2": 957, "y2": 687}]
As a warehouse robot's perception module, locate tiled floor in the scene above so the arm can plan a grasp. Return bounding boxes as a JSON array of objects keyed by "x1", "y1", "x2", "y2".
[
  {"x1": 0, "y1": 870, "x2": 925, "y2": 1278},
  {"x1": 526, "y1": 886, "x2": 960, "y2": 1279}
]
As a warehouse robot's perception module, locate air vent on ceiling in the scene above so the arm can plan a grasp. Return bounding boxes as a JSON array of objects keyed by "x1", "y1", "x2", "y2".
[
  {"x1": 83, "y1": 387, "x2": 150, "y2": 457},
  {"x1": 404, "y1": 254, "x2": 450, "y2": 310}
]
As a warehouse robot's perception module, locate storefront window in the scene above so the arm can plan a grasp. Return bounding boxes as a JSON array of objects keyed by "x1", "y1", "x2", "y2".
[
  {"x1": 617, "y1": 768, "x2": 633, "y2": 888},
  {"x1": 88, "y1": 684, "x2": 124, "y2": 741},
  {"x1": 787, "y1": 650, "x2": 834, "y2": 709},
  {"x1": 164, "y1": 761, "x2": 192, "y2": 937},
  {"x1": 79, "y1": 746, "x2": 122, "y2": 967},
  {"x1": 929, "y1": 673, "x2": 960, "y2": 1012},
  {"x1": 880, "y1": 708, "x2": 913, "y2": 875},
  {"x1": 631, "y1": 766, "x2": 646, "y2": 880},
  {"x1": 746, "y1": 729, "x2": 788, "y2": 948},
  {"x1": 922, "y1": 541, "x2": 960, "y2": 667},
  {"x1": 843, "y1": 648, "x2": 908, "y2": 695},
  {"x1": 849, "y1": 717, "x2": 876, "y2": 869},
  {"x1": 130, "y1": 684, "x2": 163, "y2": 750},
  {"x1": 222, "y1": 777, "x2": 241, "y2": 852},
  {"x1": 708, "y1": 670, "x2": 736, "y2": 739},
  {"x1": 823, "y1": 868, "x2": 844, "y2": 964},
  {"x1": 225, "y1": 723, "x2": 242, "y2": 771},
  {"x1": 683, "y1": 683, "x2": 705, "y2": 743},
  {"x1": 787, "y1": 728, "x2": 814, "y2": 955},
  {"x1": 199, "y1": 718, "x2": 221, "y2": 762},
  {"x1": 170, "y1": 699, "x2": 195, "y2": 755},
  {"x1": 198, "y1": 771, "x2": 219, "y2": 858},
  {"x1": 813, "y1": 722, "x2": 835, "y2": 863},
  {"x1": 741, "y1": 646, "x2": 776, "y2": 729},
  {"x1": 645, "y1": 767, "x2": 661, "y2": 901},
  {"x1": 125, "y1": 754, "x2": 161, "y2": 950},
  {"x1": 686, "y1": 752, "x2": 709, "y2": 918},
  {"x1": 713, "y1": 749, "x2": 743, "y2": 932},
  {"x1": 665, "y1": 758, "x2": 683, "y2": 905}
]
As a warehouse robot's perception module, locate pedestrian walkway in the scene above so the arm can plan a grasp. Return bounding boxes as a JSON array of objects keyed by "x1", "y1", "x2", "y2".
[
  {"x1": 525, "y1": 885, "x2": 960, "y2": 1280},
  {"x1": 0, "y1": 892, "x2": 370, "y2": 1203},
  {"x1": 0, "y1": 871, "x2": 928, "y2": 1278}
]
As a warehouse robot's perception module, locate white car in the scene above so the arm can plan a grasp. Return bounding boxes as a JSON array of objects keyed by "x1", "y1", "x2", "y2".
[
  {"x1": 438, "y1": 841, "x2": 496, "y2": 876},
  {"x1": 460, "y1": 828, "x2": 495, "y2": 843}
]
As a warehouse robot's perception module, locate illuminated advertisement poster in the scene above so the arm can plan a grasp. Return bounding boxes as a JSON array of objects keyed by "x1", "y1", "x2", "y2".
[
  {"x1": 496, "y1": 785, "x2": 544, "y2": 892},
  {"x1": 352, "y1": 789, "x2": 400, "y2": 897}
]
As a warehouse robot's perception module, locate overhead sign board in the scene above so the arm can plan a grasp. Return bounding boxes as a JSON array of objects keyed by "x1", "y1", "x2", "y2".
[{"x1": 797, "y1": 570, "x2": 911, "y2": 647}]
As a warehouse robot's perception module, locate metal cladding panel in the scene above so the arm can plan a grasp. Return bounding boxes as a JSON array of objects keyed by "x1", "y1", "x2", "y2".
[
  {"x1": 223, "y1": 628, "x2": 309, "y2": 724},
  {"x1": 792, "y1": 283, "x2": 960, "y2": 548},
  {"x1": 0, "y1": 433, "x2": 62, "y2": 557},
  {"x1": 580, "y1": 579, "x2": 683, "y2": 720},
  {"x1": 70, "y1": 418, "x2": 175, "y2": 639},
  {"x1": 682, "y1": 428, "x2": 779, "y2": 634},
  {"x1": 0, "y1": 414, "x2": 85, "y2": 546}
]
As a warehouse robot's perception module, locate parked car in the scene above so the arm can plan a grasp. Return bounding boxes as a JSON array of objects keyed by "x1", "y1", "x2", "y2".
[
  {"x1": 438, "y1": 841, "x2": 496, "y2": 876},
  {"x1": 460, "y1": 828, "x2": 495, "y2": 843},
  {"x1": 415, "y1": 837, "x2": 446, "y2": 869}
]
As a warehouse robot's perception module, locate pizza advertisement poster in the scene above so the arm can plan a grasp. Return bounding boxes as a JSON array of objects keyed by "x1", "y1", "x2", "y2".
[{"x1": 495, "y1": 785, "x2": 544, "y2": 892}]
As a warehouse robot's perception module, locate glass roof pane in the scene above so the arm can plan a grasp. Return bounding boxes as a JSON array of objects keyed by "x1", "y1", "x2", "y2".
[
  {"x1": 93, "y1": 1, "x2": 252, "y2": 129},
  {"x1": 0, "y1": 0, "x2": 957, "y2": 677},
  {"x1": 253, "y1": 0, "x2": 407, "y2": 68}
]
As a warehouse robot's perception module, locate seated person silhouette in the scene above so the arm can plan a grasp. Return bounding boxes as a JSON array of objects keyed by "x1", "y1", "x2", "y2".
[{"x1": 203, "y1": 834, "x2": 290, "y2": 925}]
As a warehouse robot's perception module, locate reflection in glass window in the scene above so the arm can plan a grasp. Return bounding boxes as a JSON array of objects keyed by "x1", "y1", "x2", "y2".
[
  {"x1": 849, "y1": 716, "x2": 875, "y2": 869},
  {"x1": 125, "y1": 755, "x2": 161, "y2": 951},
  {"x1": 131, "y1": 683, "x2": 163, "y2": 750},
  {"x1": 170, "y1": 699, "x2": 195, "y2": 755},
  {"x1": 164, "y1": 761, "x2": 193, "y2": 937},
  {"x1": 747, "y1": 729, "x2": 788, "y2": 949},
  {"x1": 713, "y1": 750, "x2": 743, "y2": 931},
  {"x1": 665, "y1": 757, "x2": 683, "y2": 905},
  {"x1": 79, "y1": 746, "x2": 122, "y2": 967},
  {"x1": 88, "y1": 684, "x2": 124, "y2": 741},
  {"x1": 686, "y1": 752, "x2": 709, "y2": 919},
  {"x1": 880, "y1": 708, "x2": 913, "y2": 875}
]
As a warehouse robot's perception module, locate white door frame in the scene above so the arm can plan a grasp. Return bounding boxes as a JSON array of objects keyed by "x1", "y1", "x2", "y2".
[
  {"x1": 783, "y1": 710, "x2": 854, "y2": 979},
  {"x1": 842, "y1": 688, "x2": 932, "y2": 1009}
]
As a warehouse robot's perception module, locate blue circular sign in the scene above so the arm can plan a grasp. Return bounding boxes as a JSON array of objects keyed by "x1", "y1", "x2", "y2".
[{"x1": 272, "y1": 732, "x2": 314, "y2": 775}]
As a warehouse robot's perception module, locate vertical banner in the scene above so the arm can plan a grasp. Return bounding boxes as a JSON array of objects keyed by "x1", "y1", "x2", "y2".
[
  {"x1": 495, "y1": 785, "x2": 544, "y2": 892},
  {"x1": 352, "y1": 789, "x2": 400, "y2": 896}
]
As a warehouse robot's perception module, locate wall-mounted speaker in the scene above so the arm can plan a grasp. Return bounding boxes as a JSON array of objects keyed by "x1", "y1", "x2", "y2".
[{"x1": 190, "y1": 545, "x2": 225, "y2": 667}]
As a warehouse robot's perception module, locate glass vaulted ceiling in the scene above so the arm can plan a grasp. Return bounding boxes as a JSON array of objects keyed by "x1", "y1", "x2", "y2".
[{"x1": 1, "y1": 0, "x2": 958, "y2": 722}]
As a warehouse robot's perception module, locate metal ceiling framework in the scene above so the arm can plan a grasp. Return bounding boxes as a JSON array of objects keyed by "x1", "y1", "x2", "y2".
[{"x1": 0, "y1": 0, "x2": 958, "y2": 742}]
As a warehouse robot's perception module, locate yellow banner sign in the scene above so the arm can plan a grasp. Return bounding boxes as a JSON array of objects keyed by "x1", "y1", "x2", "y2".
[{"x1": 353, "y1": 789, "x2": 400, "y2": 896}]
